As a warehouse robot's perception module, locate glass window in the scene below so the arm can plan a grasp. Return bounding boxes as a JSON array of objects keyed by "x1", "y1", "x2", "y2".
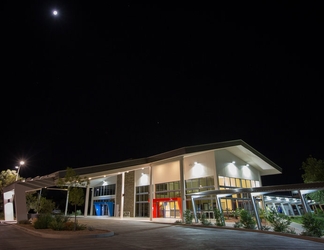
[
  {"x1": 230, "y1": 178, "x2": 236, "y2": 187},
  {"x1": 191, "y1": 179, "x2": 199, "y2": 188},
  {"x1": 200, "y1": 178, "x2": 207, "y2": 187},
  {"x1": 218, "y1": 176, "x2": 224, "y2": 186},
  {"x1": 224, "y1": 177, "x2": 230, "y2": 186},
  {"x1": 207, "y1": 176, "x2": 214, "y2": 186},
  {"x1": 235, "y1": 178, "x2": 241, "y2": 187}
]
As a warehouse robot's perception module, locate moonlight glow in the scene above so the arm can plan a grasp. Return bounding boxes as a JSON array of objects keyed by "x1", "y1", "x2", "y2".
[{"x1": 53, "y1": 10, "x2": 58, "y2": 15}]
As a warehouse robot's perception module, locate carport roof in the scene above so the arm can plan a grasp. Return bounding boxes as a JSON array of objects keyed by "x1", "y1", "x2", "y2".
[
  {"x1": 189, "y1": 182, "x2": 324, "y2": 198},
  {"x1": 3, "y1": 174, "x2": 57, "y2": 192}
]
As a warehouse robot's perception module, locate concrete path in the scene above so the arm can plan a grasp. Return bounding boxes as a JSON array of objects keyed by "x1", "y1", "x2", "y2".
[{"x1": 1, "y1": 216, "x2": 324, "y2": 250}]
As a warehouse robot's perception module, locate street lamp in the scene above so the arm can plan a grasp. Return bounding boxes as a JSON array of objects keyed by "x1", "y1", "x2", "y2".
[{"x1": 15, "y1": 160, "x2": 25, "y2": 181}]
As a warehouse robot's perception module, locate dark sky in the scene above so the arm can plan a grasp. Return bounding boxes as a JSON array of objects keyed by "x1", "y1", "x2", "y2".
[{"x1": 1, "y1": 1, "x2": 323, "y2": 186}]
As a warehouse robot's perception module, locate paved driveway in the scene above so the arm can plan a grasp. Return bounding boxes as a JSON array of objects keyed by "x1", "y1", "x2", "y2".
[{"x1": 1, "y1": 217, "x2": 324, "y2": 250}]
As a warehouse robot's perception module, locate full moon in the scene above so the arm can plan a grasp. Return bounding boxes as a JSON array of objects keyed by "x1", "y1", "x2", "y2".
[{"x1": 53, "y1": 10, "x2": 58, "y2": 15}]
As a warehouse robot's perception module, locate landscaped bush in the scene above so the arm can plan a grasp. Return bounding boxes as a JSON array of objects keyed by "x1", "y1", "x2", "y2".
[
  {"x1": 235, "y1": 209, "x2": 256, "y2": 229},
  {"x1": 49, "y1": 214, "x2": 70, "y2": 230},
  {"x1": 265, "y1": 208, "x2": 292, "y2": 233},
  {"x1": 199, "y1": 213, "x2": 211, "y2": 225},
  {"x1": 213, "y1": 208, "x2": 225, "y2": 226},
  {"x1": 301, "y1": 212, "x2": 324, "y2": 237},
  {"x1": 184, "y1": 210, "x2": 193, "y2": 224},
  {"x1": 33, "y1": 213, "x2": 53, "y2": 229}
]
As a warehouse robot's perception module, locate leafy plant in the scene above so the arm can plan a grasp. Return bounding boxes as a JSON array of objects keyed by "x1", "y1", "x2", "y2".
[
  {"x1": 199, "y1": 213, "x2": 211, "y2": 225},
  {"x1": 57, "y1": 167, "x2": 89, "y2": 230},
  {"x1": 184, "y1": 210, "x2": 193, "y2": 224},
  {"x1": 33, "y1": 213, "x2": 53, "y2": 229},
  {"x1": 265, "y1": 208, "x2": 292, "y2": 233},
  {"x1": 49, "y1": 214, "x2": 70, "y2": 231},
  {"x1": 236, "y1": 209, "x2": 256, "y2": 229},
  {"x1": 231, "y1": 208, "x2": 241, "y2": 219},
  {"x1": 213, "y1": 208, "x2": 225, "y2": 226},
  {"x1": 301, "y1": 212, "x2": 324, "y2": 237}
]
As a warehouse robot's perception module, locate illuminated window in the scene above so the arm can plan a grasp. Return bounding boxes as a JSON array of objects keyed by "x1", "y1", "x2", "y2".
[
  {"x1": 224, "y1": 177, "x2": 230, "y2": 186},
  {"x1": 230, "y1": 178, "x2": 236, "y2": 187},
  {"x1": 218, "y1": 176, "x2": 224, "y2": 186},
  {"x1": 235, "y1": 178, "x2": 241, "y2": 187}
]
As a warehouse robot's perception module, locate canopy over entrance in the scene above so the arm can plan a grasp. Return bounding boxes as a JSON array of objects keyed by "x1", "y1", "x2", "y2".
[{"x1": 189, "y1": 182, "x2": 324, "y2": 230}]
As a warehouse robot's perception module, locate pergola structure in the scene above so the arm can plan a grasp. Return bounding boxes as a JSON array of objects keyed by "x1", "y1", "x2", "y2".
[
  {"x1": 190, "y1": 182, "x2": 324, "y2": 230},
  {"x1": 2, "y1": 174, "x2": 58, "y2": 221}
]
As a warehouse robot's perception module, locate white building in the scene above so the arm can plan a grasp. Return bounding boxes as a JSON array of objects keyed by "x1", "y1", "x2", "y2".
[{"x1": 3, "y1": 140, "x2": 282, "y2": 222}]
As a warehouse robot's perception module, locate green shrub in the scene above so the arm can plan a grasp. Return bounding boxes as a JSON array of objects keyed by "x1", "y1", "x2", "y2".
[
  {"x1": 265, "y1": 208, "x2": 291, "y2": 233},
  {"x1": 33, "y1": 213, "x2": 53, "y2": 229},
  {"x1": 213, "y1": 208, "x2": 225, "y2": 226},
  {"x1": 49, "y1": 214, "x2": 70, "y2": 231},
  {"x1": 184, "y1": 210, "x2": 193, "y2": 224},
  {"x1": 238, "y1": 209, "x2": 256, "y2": 229},
  {"x1": 301, "y1": 212, "x2": 324, "y2": 237},
  {"x1": 199, "y1": 213, "x2": 211, "y2": 225}
]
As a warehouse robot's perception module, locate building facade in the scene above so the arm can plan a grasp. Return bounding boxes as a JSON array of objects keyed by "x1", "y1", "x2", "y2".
[{"x1": 3, "y1": 140, "x2": 283, "y2": 222}]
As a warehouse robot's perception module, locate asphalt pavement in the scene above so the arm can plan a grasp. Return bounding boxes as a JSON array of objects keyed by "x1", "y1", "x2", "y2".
[{"x1": 1, "y1": 216, "x2": 324, "y2": 250}]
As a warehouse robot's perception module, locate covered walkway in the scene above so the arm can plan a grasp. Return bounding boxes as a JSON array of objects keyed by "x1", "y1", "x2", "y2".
[{"x1": 190, "y1": 182, "x2": 324, "y2": 230}]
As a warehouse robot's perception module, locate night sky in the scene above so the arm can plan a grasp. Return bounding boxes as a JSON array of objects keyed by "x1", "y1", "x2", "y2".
[{"x1": 2, "y1": 2, "x2": 323, "y2": 186}]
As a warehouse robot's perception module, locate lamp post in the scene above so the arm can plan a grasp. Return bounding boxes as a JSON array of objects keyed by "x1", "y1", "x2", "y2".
[{"x1": 15, "y1": 160, "x2": 25, "y2": 181}]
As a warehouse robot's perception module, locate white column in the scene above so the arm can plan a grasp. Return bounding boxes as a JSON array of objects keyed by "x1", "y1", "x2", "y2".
[
  {"x1": 15, "y1": 184, "x2": 28, "y2": 221},
  {"x1": 251, "y1": 195, "x2": 262, "y2": 230},
  {"x1": 149, "y1": 165, "x2": 153, "y2": 221},
  {"x1": 4, "y1": 190, "x2": 15, "y2": 221},
  {"x1": 65, "y1": 190, "x2": 70, "y2": 216},
  {"x1": 120, "y1": 172, "x2": 125, "y2": 218},
  {"x1": 84, "y1": 185, "x2": 90, "y2": 217},
  {"x1": 90, "y1": 187, "x2": 94, "y2": 216},
  {"x1": 179, "y1": 157, "x2": 186, "y2": 221}
]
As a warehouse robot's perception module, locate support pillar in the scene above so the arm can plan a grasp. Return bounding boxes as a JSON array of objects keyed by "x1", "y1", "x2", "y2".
[
  {"x1": 84, "y1": 185, "x2": 90, "y2": 217},
  {"x1": 65, "y1": 190, "x2": 70, "y2": 216},
  {"x1": 298, "y1": 190, "x2": 308, "y2": 214},
  {"x1": 217, "y1": 196, "x2": 225, "y2": 226},
  {"x1": 251, "y1": 195, "x2": 262, "y2": 230},
  {"x1": 179, "y1": 157, "x2": 186, "y2": 221},
  {"x1": 90, "y1": 187, "x2": 94, "y2": 216},
  {"x1": 280, "y1": 203, "x2": 287, "y2": 215},
  {"x1": 120, "y1": 172, "x2": 125, "y2": 218},
  {"x1": 192, "y1": 196, "x2": 198, "y2": 223},
  {"x1": 149, "y1": 165, "x2": 153, "y2": 221}
]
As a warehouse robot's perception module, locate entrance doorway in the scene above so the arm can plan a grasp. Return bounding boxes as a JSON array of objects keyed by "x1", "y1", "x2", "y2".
[
  {"x1": 93, "y1": 200, "x2": 114, "y2": 216},
  {"x1": 158, "y1": 201, "x2": 180, "y2": 218},
  {"x1": 153, "y1": 197, "x2": 182, "y2": 218}
]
